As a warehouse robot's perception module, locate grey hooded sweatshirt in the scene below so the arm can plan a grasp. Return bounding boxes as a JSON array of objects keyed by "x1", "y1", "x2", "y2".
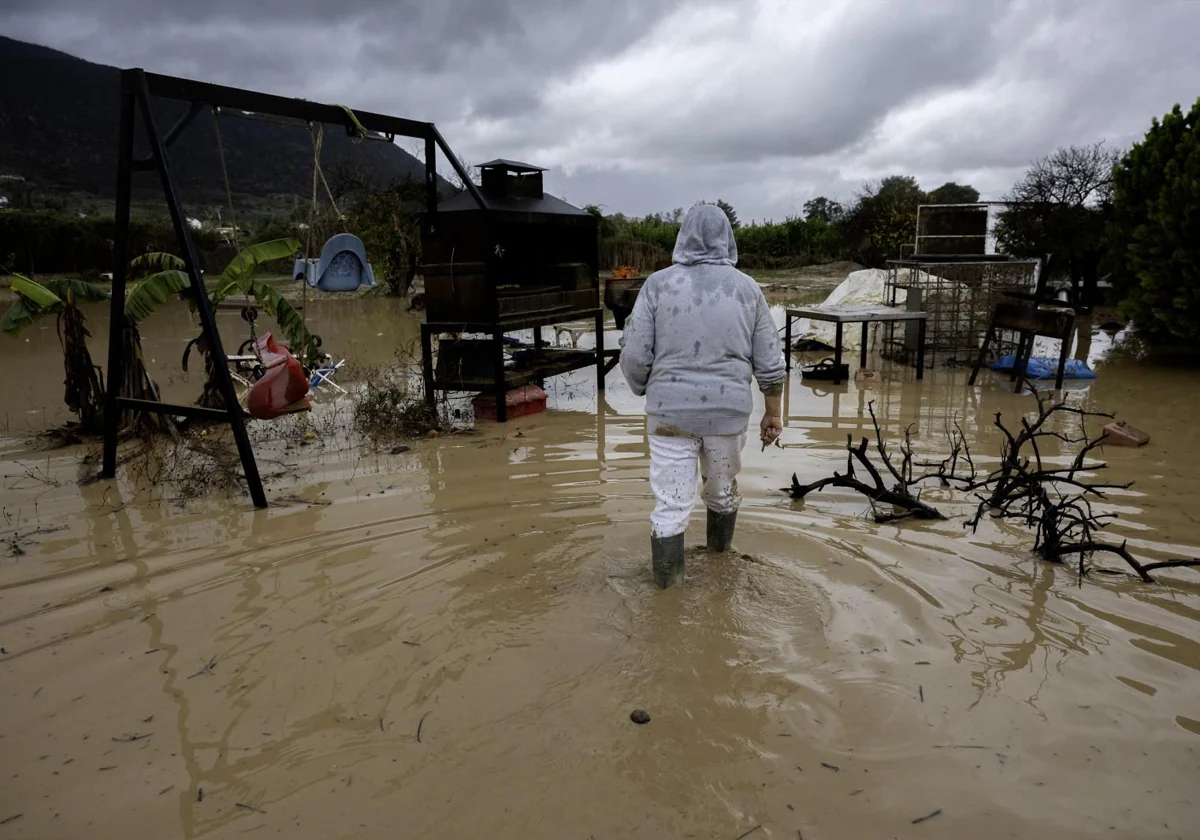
[{"x1": 619, "y1": 203, "x2": 785, "y2": 437}]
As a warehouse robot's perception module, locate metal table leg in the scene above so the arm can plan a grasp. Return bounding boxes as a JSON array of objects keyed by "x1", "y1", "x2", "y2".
[
  {"x1": 785, "y1": 311, "x2": 793, "y2": 372},
  {"x1": 1054, "y1": 317, "x2": 1073, "y2": 391},
  {"x1": 493, "y1": 328, "x2": 508, "y2": 423},
  {"x1": 860, "y1": 321, "x2": 868, "y2": 369},
  {"x1": 834, "y1": 322, "x2": 844, "y2": 385},
  {"x1": 534, "y1": 326, "x2": 545, "y2": 389},
  {"x1": 420, "y1": 324, "x2": 435, "y2": 408},
  {"x1": 916, "y1": 318, "x2": 926, "y2": 380},
  {"x1": 595, "y1": 311, "x2": 606, "y2": 392}
]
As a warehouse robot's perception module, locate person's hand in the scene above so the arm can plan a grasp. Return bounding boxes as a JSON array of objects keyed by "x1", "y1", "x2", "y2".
[{"x1": 760, "y1": 412, "x2": 783, "y2": 448}]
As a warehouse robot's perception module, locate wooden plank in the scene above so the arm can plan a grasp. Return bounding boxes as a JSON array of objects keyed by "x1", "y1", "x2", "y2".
[
  {"x1": 992, "y1": 302, "x2": 1072, "y2": 335},
  {"x1": 424, "y1": 308, "x2": 604, "y2": 332},
  {"x1": 432, "y1": 350, "x2": 598, "y2": 391}
]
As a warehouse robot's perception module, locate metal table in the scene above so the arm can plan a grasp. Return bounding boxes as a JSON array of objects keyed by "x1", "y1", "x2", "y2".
[{"x1": 784, "y1": 305, "x2": 929, "y2": 384}]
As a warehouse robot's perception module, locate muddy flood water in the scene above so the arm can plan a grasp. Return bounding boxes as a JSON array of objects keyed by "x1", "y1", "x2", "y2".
[{"x1": 2, "y1": 288, "x2": 1199, "y2": 839}]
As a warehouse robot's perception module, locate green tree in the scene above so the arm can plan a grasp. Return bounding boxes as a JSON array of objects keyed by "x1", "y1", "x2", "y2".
[
  {"x1": 925, "y1": 182, "x2": 980, "y2": 205},
  {"x1": 803, "y1": 196, "x2": 844, "y2": 223},
  {"x1": 584, "y1": 204, "x2": 618, "y2": 240},
  {"x1": 995, "y1": 143, "x2": 1119, "y2": 309},
  {"x1": 1109, "y1": 98, "x2": 1200, "y2": 345},
  {"x1": 841, "y1": 175, "x2": 925, "y2": 266},
  {"x1": 714, "y1": 199, "x2": 740, "y2": 229},
  {"x1": 342, "y1": 179, "x2": 426, "y2": 296}
]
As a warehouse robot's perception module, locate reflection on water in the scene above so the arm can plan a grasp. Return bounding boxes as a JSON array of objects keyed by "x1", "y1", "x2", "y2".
[{"x1": 1, "y1": 297, "x2": 1199, "y2": 839}]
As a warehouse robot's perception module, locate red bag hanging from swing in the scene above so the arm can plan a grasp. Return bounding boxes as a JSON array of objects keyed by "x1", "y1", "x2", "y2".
[{"x1": 247, "y1": 333, "x2": 311, "y2": 420}]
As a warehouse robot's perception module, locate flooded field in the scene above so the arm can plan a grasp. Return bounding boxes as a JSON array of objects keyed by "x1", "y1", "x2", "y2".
[{"x1": 2, "y1": 285, "x2": 1199, "y2": 839}]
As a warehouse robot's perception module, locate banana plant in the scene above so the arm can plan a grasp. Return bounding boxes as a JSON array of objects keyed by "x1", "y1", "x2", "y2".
[
  {"x1": 2, "y1": 275, "x2": 111, "y2": 433},
  {"x1": 130, "y1": 239, "x2": 313, "y2": 410},
  {"x1": 133, "y1": 238, "x2": 316, "y2": 361}
]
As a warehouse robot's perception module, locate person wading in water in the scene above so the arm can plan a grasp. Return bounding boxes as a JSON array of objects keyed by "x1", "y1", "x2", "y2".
[{"x1": 620, "y1": 203, "x2": 785, "y2": 588}]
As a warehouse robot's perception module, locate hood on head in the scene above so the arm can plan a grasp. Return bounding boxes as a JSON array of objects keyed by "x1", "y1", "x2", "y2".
[{"x1": 672, "y1": 203, "x2": 738, "y2": 267}]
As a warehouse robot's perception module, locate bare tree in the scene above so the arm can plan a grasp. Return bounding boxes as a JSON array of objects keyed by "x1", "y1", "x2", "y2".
[{"x1": 995, "y1": 142, "x2": 1121, "y2": 311}]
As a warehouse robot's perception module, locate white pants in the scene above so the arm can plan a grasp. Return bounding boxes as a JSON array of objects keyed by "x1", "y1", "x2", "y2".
[{"x1": 648, "y1": 432, "x2": 746, "y2": 538}]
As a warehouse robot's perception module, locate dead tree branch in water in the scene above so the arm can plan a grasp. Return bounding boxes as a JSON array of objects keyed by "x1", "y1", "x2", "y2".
[
  {"x1": 785, "y1": 393, "x2": 1200, "y2": 582},
  {"x1": 785, "y1": 403, "x2": 946, "y2": 522},
  {"x1": 958, "y1": 387, "x2": 1200, "y2": 582}
]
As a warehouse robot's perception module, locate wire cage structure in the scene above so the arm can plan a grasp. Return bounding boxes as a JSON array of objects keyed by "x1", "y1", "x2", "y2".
[
  {"x1": 883, "y1": 256, "x2": 1041, "y2": 367},
  {"x1": 881, "y1": 203, "x2": 1041, "y2": 368}
]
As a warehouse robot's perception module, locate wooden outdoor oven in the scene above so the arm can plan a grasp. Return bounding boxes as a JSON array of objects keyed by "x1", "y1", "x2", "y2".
[{"x1": 418, "y1": 159, "x2": 607, "y2": 421}]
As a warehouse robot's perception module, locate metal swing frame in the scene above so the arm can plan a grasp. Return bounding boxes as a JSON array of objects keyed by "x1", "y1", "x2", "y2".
[{"x1": 101, "y1": 68, "x2": 481, "y2": 508}]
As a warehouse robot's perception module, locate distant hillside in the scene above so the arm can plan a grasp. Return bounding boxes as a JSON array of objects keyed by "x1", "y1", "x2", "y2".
[{"x1": 0, "y1": 36, "x2": 450, "y2": 206}]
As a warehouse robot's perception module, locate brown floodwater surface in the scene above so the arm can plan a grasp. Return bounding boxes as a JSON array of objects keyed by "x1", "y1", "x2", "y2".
[{"x1": 1, "y1": 296, "x2": 1199, "y2": 839}]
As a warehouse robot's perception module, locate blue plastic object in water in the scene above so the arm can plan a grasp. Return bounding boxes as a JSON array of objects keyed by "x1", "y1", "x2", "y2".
[
  {"x1": 990, "y1": 354, "x2": 1096, "y2": 380},
  {"x1": 297, "y1": 233, "x2": 376, "y2": 291}
]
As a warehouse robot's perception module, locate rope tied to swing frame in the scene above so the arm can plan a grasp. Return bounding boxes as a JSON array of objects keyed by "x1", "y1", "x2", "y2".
[
  {"x1": 211, "y1": 106, "x2": 263, "y2": 363},
  {"x1": 335, "y1": 104, "x2": 368, "y2": 142}
]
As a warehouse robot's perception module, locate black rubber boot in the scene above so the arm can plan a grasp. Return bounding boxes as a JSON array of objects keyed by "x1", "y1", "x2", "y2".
[
  {"x1": 706, "y1": 509, "x2": 737, "y2": 553},
  {"x1": 651, "y1": 534, "x2": 685, "y2": 589}
]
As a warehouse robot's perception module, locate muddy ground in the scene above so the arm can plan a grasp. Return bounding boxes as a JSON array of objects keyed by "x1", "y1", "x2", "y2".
[{"x1": 1, "y1": 273, "x2": 1198, "y2": 839}]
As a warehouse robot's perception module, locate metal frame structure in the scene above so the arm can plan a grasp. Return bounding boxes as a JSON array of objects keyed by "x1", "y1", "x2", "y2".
[
  {"x1": 100, "y1": 68, "x2": 480, "y2": 508},
  {"x1": 914, "y1": 202, "x2": 991, "y2": 256},
  {"x1": 883, "y1": 256, "x2": 1040, "y2": 368}
]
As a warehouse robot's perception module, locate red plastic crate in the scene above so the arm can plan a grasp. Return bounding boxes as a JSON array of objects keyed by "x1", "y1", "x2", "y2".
[{"x1": 472, "y1": 385, "x2": 547, "y2": 422}]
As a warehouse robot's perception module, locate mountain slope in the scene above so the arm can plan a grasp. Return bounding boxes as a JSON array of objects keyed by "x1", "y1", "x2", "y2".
[{"x1": 0, "y1": 36, "x2": 448, "y2": 205}]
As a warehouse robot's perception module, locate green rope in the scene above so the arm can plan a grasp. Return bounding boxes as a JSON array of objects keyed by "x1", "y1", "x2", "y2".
[{"x1": 336, "y1": 104, "x2": 367, "y2": 141}]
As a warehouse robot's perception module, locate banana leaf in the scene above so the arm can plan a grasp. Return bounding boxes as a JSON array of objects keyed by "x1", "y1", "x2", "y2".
[
  {"x1": 45, "y1": 277, "x2": 110, "y2": 306},
  {"x1": 130, "y1": 252, "x2": 186, "y2": 276},
  {"x1": 11, "y1": 274, "x2": 64, "y2": 310},
  {"x1": 125, "y1": 270, "x2": 190, "y2": 325},
  {"x1": 241, "y1": 276, "x2": 318, "y2": 360},
  {"x1": 213, "y1": 238, "x2": 300, "y2": 303},
  {"x1": 3, "y1": 275, "x2": 63, "y2": 338},
  {"x1": 2, "y1": 296, "x2": 47, "y2": 338}
]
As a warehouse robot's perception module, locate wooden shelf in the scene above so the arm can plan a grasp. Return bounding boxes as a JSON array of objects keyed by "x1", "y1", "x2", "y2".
[
  {"x1": 431, "y1": 348, "x2": 598, "y2": 391},
  {"x1": 424, "y1": 308, "x2": 603, "y2": 333}
]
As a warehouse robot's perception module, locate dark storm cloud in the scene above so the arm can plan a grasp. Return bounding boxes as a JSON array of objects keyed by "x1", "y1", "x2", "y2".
[{"x1": 3, "y1": 0, "x2": 1198, "y2": 219}]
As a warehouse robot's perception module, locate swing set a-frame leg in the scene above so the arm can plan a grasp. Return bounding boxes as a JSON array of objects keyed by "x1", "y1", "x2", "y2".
[{"x1": 101, "y1": 68, "x2": 268, "y2": 509}]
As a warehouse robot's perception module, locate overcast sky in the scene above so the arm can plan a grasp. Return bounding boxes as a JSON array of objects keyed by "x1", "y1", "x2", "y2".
[{"x1": 4, "y1": 0, "x2": 1198, "y2": 221}]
